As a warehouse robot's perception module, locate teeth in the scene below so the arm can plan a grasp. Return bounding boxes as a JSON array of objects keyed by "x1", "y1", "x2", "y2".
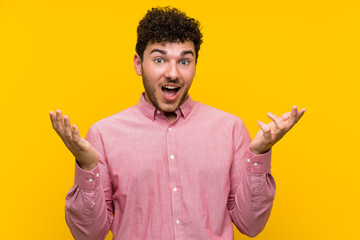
[{"x1": 163, "y1": 86, "x2": 179, "y2": 89}]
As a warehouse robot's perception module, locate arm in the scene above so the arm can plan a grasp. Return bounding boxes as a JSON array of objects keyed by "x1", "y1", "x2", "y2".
[
  {"x1": 49, "y1": 110, "x2": 113, "y2": 240},
  {"x1": 228, "y1": 106, "x2": 305, "y2": 237},
  {"x1": 228, "y1": 121, "x2": 275, "y2": 237}
]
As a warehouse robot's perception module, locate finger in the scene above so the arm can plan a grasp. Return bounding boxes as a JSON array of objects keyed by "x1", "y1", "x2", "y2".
[
  {"x1": 257, "y1": 120, "x2": 271, "y2": 141},
  {"x1": 296, "y1": 108, "x2": 306, "y2": 121},
  {"x1": 280, "y1": 112, "x2": 291, "y2": 121},
  {"x1": 55, "y1": 109, "x2": 64, "y2": 132},
  {"x1": 63, "y1": 115, "x2": 73, "y2": 140},
  {"x1": 288, "y1": 106, "x2": 298, "y2": 125},
  {"x1": 72, "y1": 124, "x2": 82, "y2": 144},
  {"x1": 267, "y1": 112, "x2": 286, "y2": 130},
  {"x1": 49, "y1": 111, "x2": 56, "y2": 128}
]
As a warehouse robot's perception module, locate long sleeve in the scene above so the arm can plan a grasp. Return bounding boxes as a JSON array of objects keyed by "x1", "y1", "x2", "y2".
[
  {"x1": 227, "y1": 120, "x2": 276, "y2": 238},
  {"x1": 63, "y1": 96, "x2": 276, "y2": 239},
  {"x1": 65, "y1": 125, "x2": 114, "y2": 240}
]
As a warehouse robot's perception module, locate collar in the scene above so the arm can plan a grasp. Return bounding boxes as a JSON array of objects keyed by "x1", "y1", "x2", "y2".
[{"x1": 137, "y1": 92, "x2": 195, "y2": 121}]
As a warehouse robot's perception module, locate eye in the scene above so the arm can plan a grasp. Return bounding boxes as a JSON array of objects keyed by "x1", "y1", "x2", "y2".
[
  {"x1": 155, "y1": 58, "x2": 164, "y2": 64},
  {"x1": 180, "y1": 59, "x2": 189, "y2": 65}
]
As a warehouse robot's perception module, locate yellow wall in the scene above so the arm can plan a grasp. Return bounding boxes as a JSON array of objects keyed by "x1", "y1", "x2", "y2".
[{"x1": 1, "y1": 0, "x2": 359, "y2": 239}]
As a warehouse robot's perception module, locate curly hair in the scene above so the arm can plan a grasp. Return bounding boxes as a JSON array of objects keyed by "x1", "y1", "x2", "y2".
[{"x1": 136, "y1": 7, "x2": 203, "y2": 62}]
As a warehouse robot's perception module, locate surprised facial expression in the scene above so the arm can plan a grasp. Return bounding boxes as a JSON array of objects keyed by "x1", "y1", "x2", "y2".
[{"x1": 134, "y1": 41, "x2": 196, "y2": 113}]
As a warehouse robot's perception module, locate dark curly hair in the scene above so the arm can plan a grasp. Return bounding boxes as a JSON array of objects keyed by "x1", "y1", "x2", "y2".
[{"x1": 136, "y1": 7, "x2": 203, "y2": 63}]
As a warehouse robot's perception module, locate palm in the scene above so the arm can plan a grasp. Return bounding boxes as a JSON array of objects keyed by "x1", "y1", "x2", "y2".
[
  {"x1": 249, "y1": 106, "x2": 306, "y2": 155},
  {"x1": 49, "y1": 110, "x2": 98, "y2": 170}
]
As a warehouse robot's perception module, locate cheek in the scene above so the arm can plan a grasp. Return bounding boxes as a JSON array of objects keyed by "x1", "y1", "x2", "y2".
[
  {"x1": 182, "y1": 67, "x2": 196, "y2": 83},
  {"x1": 143, "y1": 65, "x2": 163, "y2": 81}
]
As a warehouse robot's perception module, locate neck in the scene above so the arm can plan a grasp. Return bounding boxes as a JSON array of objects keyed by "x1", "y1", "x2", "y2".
[{"x1": 165, "y1": 112, "x2": 177, "y2": 123}]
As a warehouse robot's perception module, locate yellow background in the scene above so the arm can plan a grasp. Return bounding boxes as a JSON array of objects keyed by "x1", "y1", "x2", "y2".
[{"x1": 1, "y1": 0, "x2": 359, "y2": 239}]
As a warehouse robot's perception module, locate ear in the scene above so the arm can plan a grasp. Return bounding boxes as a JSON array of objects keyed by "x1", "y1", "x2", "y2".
[{"x1": 134, "y1": 54, "x2": 142, "y2": 76}]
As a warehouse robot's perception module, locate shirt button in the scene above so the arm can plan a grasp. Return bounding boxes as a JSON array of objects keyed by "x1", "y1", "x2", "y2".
[
  {"x1": 88, "y1": 178, "x2": 93, "y2": 183},
  {"x1": 156, "y1": 110, "x2": 161, "y2": 114},
  {"x1": 254, "y1": 162, "x2": 258, "y2": 167},
  {"x1": 168, "y1": 127, "x2": 172, "y2": 131},
  {"x1": 173, "y1": 187, "x2": 177, "y2": 192},
  {"x1": 176, "y1": 220, "x2": 180, "y2": 225},
  {"x1": 96, "y1": 173, "x2": 99, "y2": 178},
  {"x1": 92, "y1": 201, "x2": 95, "y2": 206},
  {"x1": 247, "y1": 158, "x2": 250, "y2": 163},
  {"x1": 170, "y1": 154, "x2": 175, "y2": 160}
]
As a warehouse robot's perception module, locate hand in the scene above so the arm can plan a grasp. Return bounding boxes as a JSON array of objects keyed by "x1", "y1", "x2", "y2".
[
  {"x1": 249, "y1": 106, "x2": 306, "y2": 155},
  {"x1": 49, "y1": 110, "x2": 98, "y2": 170}
]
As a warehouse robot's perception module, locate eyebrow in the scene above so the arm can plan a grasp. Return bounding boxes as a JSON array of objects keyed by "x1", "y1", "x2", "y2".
[
  {"x1": 149, "y1": 49, "x2": 194, "y2": 57},
  {"x1": 150, "y1": 49, "x2": 166, "y2": 55},
  {"x1": 181, "y1": 50, "x2": 194, "y2": 56}
]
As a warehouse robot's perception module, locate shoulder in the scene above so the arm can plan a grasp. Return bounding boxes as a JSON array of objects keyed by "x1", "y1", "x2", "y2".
[
  {"x1": 189, "y1": 102, "x2": 245, "y2": 131},
  {"x1": 189, "y1": 101, "x2": 250, "y2": 142},
  {"x1": 89, "y1": 105, "x2": 139, "y2": 132},
  {"x1": 195, "y1": 101, "x2": 243, "y2": 122}
]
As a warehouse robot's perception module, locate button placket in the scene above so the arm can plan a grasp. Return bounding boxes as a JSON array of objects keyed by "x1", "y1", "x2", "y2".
[{"x1": 166, "y1": 124, "x2": 181, "y2": 233}]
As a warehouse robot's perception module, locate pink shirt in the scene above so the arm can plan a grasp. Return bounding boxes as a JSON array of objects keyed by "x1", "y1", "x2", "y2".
[{"x1": 65, "y1": 94, "x2": 275, "y2": 240}]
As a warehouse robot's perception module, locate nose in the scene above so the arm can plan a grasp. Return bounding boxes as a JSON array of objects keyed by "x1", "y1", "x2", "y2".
[{"x1": 164, "y1": 61, "x2": 179, "y2": 80}]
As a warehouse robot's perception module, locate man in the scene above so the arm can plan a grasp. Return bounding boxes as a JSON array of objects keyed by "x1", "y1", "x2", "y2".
[{"x1": 49, "y1": 7, "x2": 305, "y2": 240}]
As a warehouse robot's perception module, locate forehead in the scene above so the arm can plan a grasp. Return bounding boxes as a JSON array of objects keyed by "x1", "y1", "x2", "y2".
[{"x1": 145, "y1": 41, "x2": 195, "y2": 54}]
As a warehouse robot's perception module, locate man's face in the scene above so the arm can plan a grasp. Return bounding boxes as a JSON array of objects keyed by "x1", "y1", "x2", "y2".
[{"x1": 134, "y1": 41, "x2": 196, "y2": 113}]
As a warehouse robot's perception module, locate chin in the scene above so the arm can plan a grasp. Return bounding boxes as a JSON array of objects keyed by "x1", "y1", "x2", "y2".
[{"x1": 160, "y1": 103, "x2": 179, "y2": 113}]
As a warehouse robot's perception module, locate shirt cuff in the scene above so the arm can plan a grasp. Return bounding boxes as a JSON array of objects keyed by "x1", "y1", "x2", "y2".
[
  {"x1": 246, "y1": 148, "x2": 272, "y2": 173},
  {"x1": 74, "y1": 161, "x2": 100, "y2": 190}
]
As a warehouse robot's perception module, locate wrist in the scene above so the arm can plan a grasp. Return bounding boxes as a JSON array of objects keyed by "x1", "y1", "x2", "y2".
[
  {"x1": 76, "y1": 159, "x2": 98, "y2": 171},
  {"x1": 249, "y1": 145, "x2": 271, "y2": 155}
]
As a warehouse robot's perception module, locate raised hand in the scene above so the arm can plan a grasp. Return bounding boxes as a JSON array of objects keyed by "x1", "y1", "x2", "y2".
[
  {"x1": 49, "y1": 110, "x2": 98, "y2": 170},
  {"x1": 249, "y1": 106, "x2": 306, "y2": 155}
]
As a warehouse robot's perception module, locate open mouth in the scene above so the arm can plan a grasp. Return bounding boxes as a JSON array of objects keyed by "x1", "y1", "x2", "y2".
[{"x1": 161, "y1": 85, "x2": 181, "y2": 100}]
